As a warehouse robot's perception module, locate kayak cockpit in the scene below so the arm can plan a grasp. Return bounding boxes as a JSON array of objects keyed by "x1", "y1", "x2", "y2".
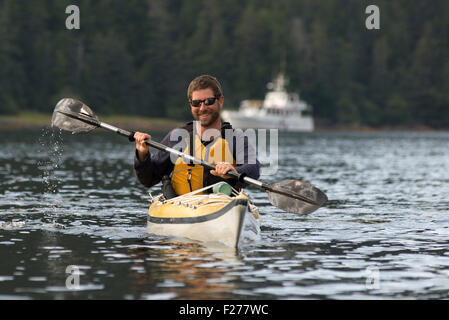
[{"x1": 147, "y1": 182, "x2": 260, "y2": 247}]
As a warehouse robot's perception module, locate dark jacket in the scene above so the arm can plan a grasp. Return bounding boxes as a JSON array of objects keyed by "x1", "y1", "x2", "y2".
[{"x1": 134, "y1": 121, "x2": 260, "y2": 190}]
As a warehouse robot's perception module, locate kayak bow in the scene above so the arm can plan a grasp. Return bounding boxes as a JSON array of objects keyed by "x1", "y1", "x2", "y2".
[{"x1": 147, "y1": 183, "x2": 260, "y2": 247}]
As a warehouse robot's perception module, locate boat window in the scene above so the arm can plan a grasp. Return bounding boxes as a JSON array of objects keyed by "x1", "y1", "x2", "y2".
[{"x1": 302, "y1": 110, "x2": 312, "y2": 116}]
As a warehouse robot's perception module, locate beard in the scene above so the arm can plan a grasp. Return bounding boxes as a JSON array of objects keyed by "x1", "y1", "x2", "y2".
[{"x1": 194, "y1": 108, "x2": 220, "y2": 128}]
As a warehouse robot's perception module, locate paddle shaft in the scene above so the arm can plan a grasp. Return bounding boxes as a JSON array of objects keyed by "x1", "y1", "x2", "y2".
[
  {"x1": 56, "y1": 109, "x2": 321, "y2": 206},
  {"x1": 98, "y1": 120, "x2": 319, "y2": 205},
  {"x1": 101, "y1": 121, "x2": 235, "y2": 170},
  {"x1": 102, "y1": 120, "x2": 245, "y2": 178}
]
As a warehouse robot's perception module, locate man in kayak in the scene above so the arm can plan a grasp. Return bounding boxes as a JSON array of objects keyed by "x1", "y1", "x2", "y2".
[{"x1": 133, "y1": 74, "x2": 260, "y2": 196}]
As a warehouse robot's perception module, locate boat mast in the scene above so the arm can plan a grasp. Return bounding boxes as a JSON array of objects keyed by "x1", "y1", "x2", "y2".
[{"x1": 275, "y1": 50, "x2": 288, "y2": 92}]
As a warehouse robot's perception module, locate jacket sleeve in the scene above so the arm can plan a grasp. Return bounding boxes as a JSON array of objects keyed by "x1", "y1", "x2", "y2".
[
  {"x1": 233, "y1": 131, "x2": 260, "y2": 181},
  {"x1": 134, "y1": 130, "x2": 184, "y2": 188}
]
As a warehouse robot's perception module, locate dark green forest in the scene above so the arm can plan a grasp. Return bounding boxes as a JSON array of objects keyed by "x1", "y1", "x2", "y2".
[{"x1": 0, "y1": 0, "x2": 448, "y2": 127}]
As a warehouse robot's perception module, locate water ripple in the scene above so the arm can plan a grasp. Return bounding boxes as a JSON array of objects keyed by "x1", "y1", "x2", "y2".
[{"x1": 1, "y1": 130, "x2": 449, "y2": 299}]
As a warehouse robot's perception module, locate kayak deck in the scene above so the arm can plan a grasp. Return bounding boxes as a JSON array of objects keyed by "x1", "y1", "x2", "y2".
[{"x1": 147, "y1": 184, "x2": 260, "y2": 247}]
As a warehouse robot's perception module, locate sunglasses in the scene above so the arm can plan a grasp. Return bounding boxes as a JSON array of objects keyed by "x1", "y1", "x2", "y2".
[{"x1": 189, "y1": 96, "x2": 219, "y2": 108}]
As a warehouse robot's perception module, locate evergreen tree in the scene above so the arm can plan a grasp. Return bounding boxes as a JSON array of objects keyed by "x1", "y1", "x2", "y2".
[
  {"x1": 0, "y1": 0, "x2": 447, "y2": 128},
  {"x1": 0, "y1": 0, "x2": 25, "y2": 114}
]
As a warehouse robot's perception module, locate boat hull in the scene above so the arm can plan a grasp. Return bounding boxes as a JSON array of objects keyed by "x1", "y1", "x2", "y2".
[
  {"x1": 221, "y1": 110, "x2": 314, "y2": 132},
  {"x1": 147, "y1": 194, "x2": 259, "y2": 248}
]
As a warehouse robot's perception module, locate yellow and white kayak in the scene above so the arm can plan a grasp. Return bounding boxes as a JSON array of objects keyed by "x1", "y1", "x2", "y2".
[{"x1": 147, "y1": 183, "x2": 260, "y2": 247}]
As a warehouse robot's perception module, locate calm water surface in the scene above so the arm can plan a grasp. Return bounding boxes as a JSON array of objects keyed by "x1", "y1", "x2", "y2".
[{"x1": 0, "y1": 129, "x2": 448, "y2": 299}]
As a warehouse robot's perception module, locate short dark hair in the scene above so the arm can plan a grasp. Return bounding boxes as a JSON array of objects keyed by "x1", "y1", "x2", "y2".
[{"x1": 187, "y1": 75, "x2": 223, "y2": 101}]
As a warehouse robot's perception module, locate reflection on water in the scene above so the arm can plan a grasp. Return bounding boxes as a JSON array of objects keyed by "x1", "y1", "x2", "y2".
[
  {"x1": 1, "y1": 129, "x2": 449, "y2": 299},
  {"x1": 125, "y1": 240, "x2": 241, "y2": 300},
  {"x1": 0, "y1": 229, "x2": 243, "y2": 300}
]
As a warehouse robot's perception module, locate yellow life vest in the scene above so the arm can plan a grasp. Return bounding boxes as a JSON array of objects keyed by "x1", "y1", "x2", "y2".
[{"x1": 171, "y1": 134, "x2": 236, "y2": 195}]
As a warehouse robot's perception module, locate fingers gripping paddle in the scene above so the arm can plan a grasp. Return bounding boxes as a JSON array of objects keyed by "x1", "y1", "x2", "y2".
[{"x1": 51, "y1": 98, "x2": 328, "y2": 214}]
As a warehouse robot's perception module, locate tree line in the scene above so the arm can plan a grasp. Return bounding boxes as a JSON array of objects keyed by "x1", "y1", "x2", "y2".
[{"x1": 0, "y1": 0, "x2": 448, "y2": 128}]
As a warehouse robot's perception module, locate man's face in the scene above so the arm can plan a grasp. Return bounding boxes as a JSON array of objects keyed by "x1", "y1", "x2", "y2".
[{"x1": 190, "y1": 88, "x2": 223, "y2": 128}]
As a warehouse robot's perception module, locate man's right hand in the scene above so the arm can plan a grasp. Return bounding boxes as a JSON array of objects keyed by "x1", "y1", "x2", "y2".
[{"x1": 134, "y1": 132, "x2": 151, "y2": 162}]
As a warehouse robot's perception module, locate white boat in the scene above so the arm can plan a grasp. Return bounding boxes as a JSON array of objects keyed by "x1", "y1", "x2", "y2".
[
  {"x1": 147, "y1": 183, "x2": 260, "y2": 248},
  {"x1": 222, "y1": 73, "x2": 314, "y2": 132}
]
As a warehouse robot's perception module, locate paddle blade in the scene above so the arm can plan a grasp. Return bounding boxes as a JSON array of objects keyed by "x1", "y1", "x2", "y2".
[
  {"x1": 51, "y1": 98, "x2": 99, "y2": 133},
  {"x1": 267, "y1": 180, "x2": 328, "y2": 215}
]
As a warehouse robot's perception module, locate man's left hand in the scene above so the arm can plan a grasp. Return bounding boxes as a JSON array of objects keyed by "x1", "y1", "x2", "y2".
[{"x1": 210, "y1": 162, "x2": 237, "y2": 179}]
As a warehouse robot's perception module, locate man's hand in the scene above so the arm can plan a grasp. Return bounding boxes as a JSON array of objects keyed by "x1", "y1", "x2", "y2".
[
  {"x1": 134, "y1": 132, "x2": 151, "y2": 162},
  {"x1": 210, "y1": 162, "x2": 238, "y2": 179}
]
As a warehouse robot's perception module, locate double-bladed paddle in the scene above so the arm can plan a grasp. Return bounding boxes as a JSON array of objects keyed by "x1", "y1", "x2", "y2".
[{"x1": 51, "y1": 98, "x2": 327, "y2": 214}]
